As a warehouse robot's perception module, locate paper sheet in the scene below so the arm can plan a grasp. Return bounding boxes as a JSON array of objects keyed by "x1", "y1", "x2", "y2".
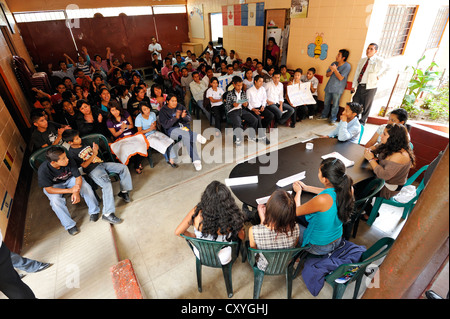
[
  {"x1": 256, "y1": 191, "x2": 292, "y2": 205},
  {"x1": 225, "y1": 175, "x2": 259, "y2": 186},
  {"x1": 276, "y1": 171, "x2": 306, "y2": 187},
  {"x1": 287, "y1": 82, "x2": 317, "y2": 106},
  {"x1": 321, "y1": 152, "x2": 355, "y2": 167}
]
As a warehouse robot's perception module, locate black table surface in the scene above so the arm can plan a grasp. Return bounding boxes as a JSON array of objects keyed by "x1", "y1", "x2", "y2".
[{"x1": 228, "y1": 138, "x2": 374, "y2": 208}]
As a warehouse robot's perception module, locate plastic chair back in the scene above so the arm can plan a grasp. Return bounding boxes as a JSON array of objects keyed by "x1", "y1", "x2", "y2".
[
  {"x1": 344, "y1": 178, "x2": 385, "y2": 239},
  {"x1": 29, "y1": 146, "x2": 52, "y2": 173},
  {"x1": 81, "y1": 134, "x2": 115, "y2": 162},
  {"x1": 325, "y1": 237, "x2": 394, "y2": 299},
  {"x1": 247, "y1": 247, "x2": 305, "y2": 276},
  {"x1": 358, "y1": 124, "x2": 364, "y2": 144}
]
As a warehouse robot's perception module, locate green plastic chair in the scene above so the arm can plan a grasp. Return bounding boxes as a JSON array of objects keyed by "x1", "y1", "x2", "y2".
[
  {"x1": 324, "y1": 237, "x2": 395, "y2": 299},
  {"x1": 29, "y1": 146, "x2": 52, "y2": 173},
  {"x1": 82, "y1": 133, "x2": 120, "y2": 181},
  {"x1": 247, "y1": 245, "x2": 309, "y2": 299},
  {"x1": 344, "y1": 178, "x2": 385, "y2": 239},
  {"x1": 367, "y1": 165, "x2": 429, "y2": 226},
  {"x1": 180, "y1": 234, "x2": 243, "y2": 298},
  {"x1": 358, "y1": 123, "x2": 364, "y2": 144}
]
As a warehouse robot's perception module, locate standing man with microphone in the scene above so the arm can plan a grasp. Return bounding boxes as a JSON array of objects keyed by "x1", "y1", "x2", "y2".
[{"x1": 351, "y1": 43, "x2": 389, "y2": 125}]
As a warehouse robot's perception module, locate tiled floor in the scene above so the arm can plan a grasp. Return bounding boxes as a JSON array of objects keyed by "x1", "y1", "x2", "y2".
[{"x1": 1, "y1": 118, "x2": 412, "y2": 299}]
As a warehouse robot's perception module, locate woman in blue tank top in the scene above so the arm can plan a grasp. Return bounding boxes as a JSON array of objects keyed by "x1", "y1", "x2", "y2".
[{"x1": 293, "y1": 158, "x2": 354, "y2": 255}]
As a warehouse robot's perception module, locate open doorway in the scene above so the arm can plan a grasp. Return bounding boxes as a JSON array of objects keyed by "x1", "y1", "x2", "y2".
[{"x1": 209, "y1": 12, "x2": 223, "y2": 46}]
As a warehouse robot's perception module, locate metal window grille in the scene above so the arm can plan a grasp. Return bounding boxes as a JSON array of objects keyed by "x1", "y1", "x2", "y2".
[
  {"x1": 425, "y1": 6, "x2": 449, "y2": 49},
  {"x1": 378, "y1": 5, "x2": 418, "y2": 58}
]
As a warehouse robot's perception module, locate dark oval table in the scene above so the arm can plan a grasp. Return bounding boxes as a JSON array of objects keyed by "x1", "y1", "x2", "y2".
[{"x1": 228, "y1": 138, "x2": 374, "y2": 208}]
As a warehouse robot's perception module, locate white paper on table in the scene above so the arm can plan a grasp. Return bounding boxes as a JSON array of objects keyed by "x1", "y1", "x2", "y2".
[
  {"x1": 276, "y1": 171, "x2": 306, "y2": 187},
  {"x1": 287, "y1": 82, "x2": 317, "y2": 106},
  {"x1": 225, "y1": 175, "x2": 259, "y2": 187},
  {"x1": 321, "y1": 152, "x2": 355, "y2": 167},
  {"x1": 256, "y1": 191, "x2": 292, "y2": 205}
]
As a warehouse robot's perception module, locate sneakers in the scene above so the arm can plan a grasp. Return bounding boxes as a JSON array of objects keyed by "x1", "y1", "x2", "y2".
[
  {"x1": 90, "y1": 213, "x2": 100, "y2": 222},
  {"x1": 193, "y1": 160, "x2": 202, "y2": 171},
  {"x1": 102, "y1": 213, "x2": 123, "y2": 224},
  {"x1": 196, "y1": 134, "x2": 207, "y2": 144},
  {"x1": 235, "y1": 138, "x2": 242, "y2": 146},
  {"x1": 68, "y1": 226, "x2": 80, "y2": 236},
  {"x1": 118, "y1": 191, "x2": 131, "y2": 203}
]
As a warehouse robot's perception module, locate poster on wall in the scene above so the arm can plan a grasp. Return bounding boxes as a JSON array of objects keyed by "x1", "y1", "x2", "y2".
[
  {"x1": 188, "y1": 4, "x2": 205, "y2": 39},
  {"x1": 290, "y1": 0, "x2": 309, "y2": 19}
]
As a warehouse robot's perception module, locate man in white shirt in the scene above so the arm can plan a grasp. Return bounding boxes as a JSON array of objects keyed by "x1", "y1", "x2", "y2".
[
  {"x1": 148, "y1": 36, "x2": 162, "y2": 60},
  {"x1": 252, "y1": 62, "x2": 270, "y2": 82},
  {"x1": 189, "y1": 71, "x2": 208, "y2": 115},
  {"x1": 265, "y1": 71, "x2": 295, "y2": 127},
  {"x1": 202, "y1": 67, "x2": 214, "y2": 87},
  {"x1": 247, "y1": 75, "x2": 274, "y2": 143},
  {"x1": 189, "y1": 53, "x2": 200, "y2": 70},
  {"x1": 226, "y1": 50, "x2": 239, "y2": 65},
  {"x1": 351, "y1": 43, "x2": 389, "y2": 124}
]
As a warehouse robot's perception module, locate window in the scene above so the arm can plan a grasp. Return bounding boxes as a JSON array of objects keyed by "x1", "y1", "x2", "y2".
[
  {"x1": 426, "y1": 6, "x2": 449, "y2": 49},
  {"x1": 378, "y1": 5, "x2": 418, "y2": 58},
  {"x1": 152, "y1": 5, "x2": 186, "y2": 15},
  {"x1": 210, "y1": 13, "x2": 223, "y2": 45}
]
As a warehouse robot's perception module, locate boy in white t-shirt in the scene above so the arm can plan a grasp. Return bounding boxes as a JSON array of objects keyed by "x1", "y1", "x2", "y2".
[
  {"x1": 148, "y1": 36, "x2": 162, "y2": 60},
  {"x1": 205, "y1": 77, "x2": 225, "y2": 135}
]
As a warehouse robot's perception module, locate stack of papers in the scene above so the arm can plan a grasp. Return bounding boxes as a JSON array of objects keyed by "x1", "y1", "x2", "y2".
[
  {"x1": 276, "y1": 171, "x2": 306, "y2": 187},
  {"x1": 225, "y1": 176, "x2": 258, "y2": 186},
  {"x1": 256, "y1": 191, "x2": 293, "y2": 205},
  {"x1": 321, "y1": 152, "x2": 354, "y2": 167}
]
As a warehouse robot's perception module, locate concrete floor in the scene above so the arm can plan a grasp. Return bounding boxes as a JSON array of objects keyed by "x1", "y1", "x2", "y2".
[{"x1": 1, "y1": 118, "x2": 411, "y2": 299}]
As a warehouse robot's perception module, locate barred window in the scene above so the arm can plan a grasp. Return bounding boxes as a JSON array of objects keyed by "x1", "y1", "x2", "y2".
[
  {"x1": 378, "y1": 5, "x2": 418, "y2": 58},
  {"x1": 426, "y1": 6, "x2": 449, "y2": 49}
]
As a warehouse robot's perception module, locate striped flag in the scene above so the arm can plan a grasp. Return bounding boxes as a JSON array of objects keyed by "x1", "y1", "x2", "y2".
[
  {"x1": 3, "y1": 151, "x2": 13, "y2": 171},
  {"x1": 223, "y1": 2, "x2": 264, "y2": 26},
  {"x1": 222, "y1": 5, "x2": 241, "y2": 26}
]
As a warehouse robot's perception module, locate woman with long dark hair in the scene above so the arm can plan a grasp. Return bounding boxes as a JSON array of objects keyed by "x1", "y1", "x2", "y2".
[
  {"x1": 361, "y1": 123, "x2": 415, "y2": 220},
  {"x1": 293, "y1": 157, "x2": 354, "y2": 255},
  {"x1": 175, "y1": 181, "x2": 245, "y2": 264},
  {"x1": 249, "y1": 189, "x2": 300, "y2": 270}
]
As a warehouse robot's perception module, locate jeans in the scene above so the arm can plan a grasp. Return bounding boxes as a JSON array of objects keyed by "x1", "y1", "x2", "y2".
[
  {"x1": 227, "y1": 108, "x2": 259, "y2": 140},
  {"x1": 266, "y1": 103, "x2": 295, "y2": 125},
  {"x1": 10, "y1": 252, "x2": 44, "y2": 273},
  {"x1": 168, "y1": 127, "x2": 201, "y2": 162},
  {"x1": 298, "y1": 224, "x2": 343, "y2": 255},
  {"x1": 89, "y1": 162, "x2": 132, "y2": 215},
  {"x1": 43, "y1": 176, "x2": 100, "y2": 230},
  {"x1": 322, "y1": 92, "x2": 343, "y2": 122}
]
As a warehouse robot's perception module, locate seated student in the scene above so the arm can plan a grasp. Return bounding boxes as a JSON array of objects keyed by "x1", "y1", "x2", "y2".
[
  {"x1": 98, "y1": 88, "x2": 119, "y2": 113},
  {"x1": 49, "y1": 60, "x2": 77, "y2": 84},
  {"x1": 242, "y1": 57, "x2": 254, "y2": 71},
  {"x1": 211, "y1": 55, "x2": 222, "y2": 74},
  {"x1": 37, "y1": 96, "x2": 58, "y2": 123},
  {"x1": 199, "y1": 41, "x2": 216, "y2": 60},
  {"x1": 122, "y1": 62, "x2": 142, "y2": 84},
  {"x1": 206, "y1": 77, "x2": 225, "y2": 135},
  {"x1": 161, "y1": 57, "x2": 173, "y2": 82},
  {"x1": 62, "y1": 76, "x2": 74, "y2": 91},
  {"x1": 73, "y1": 68, "x2": 92, "y2": 92},
  {"x1": 106, "y1": 105, "x2": 144, "y2": 174},
  {"x1": 51, "y1": 83, "x2": 67, "y2": 106},
  {"x1": 226, "y1": 50, "x2": 239, "y2": 66},
  {"x1": 203, "y1": 51, "x2": 213, "y2": 67},
  {"x1": 64, "y1": 47, "x2": 93, "y2": 79},
  {"x1": 184, "y1": 50, "x2": 193, "y2": 62},
  {"x1": 243, "y1": 69, "x2": 254, "y2": 91},
  {"x1": 61, "y1": 99, "x2": 80, "y2": 129},
  {"x1": 175, "y1": 180, "x2": 245, "y2": 265},
  {"x1": 30, "y1": 109, "x2": 70, "y2": 152},
  {"x1": 75, "y1": 99, "x2": 109, "y2": 138},
  {"x1": 159, "y1": 94, "x2": 207, "y2": 171},
  {"x1": 225, "y1": 76, "x2": 259, "y2": 146},
  {"x1": 166, "y1": 52, "x2": 176, "y2": 66},
  {"x1": 252, "y1": 62, "x2": 270, "y2": 82},
  {"x1": 246, "y1": 75, "x2": 273, "y2": 144},
  {"x1": 130, "y1": 73, "x2": 144, "y2": 93},
  {"x1": 63, "y1": 129, "x2": 131, "y2": 224},
  {"x1": 265, "y1": 71, "x2": 295, "y2": 128},
  {"x1": 127, "y1": 86, "x2": 152, "y2": 118},
  {"x1": 219, "y1": 48, "x2": 228, "y2": 61},
  {"x1": 173, "y1": 54, "x2": 186, "y2": 69},
  {"x1": 189, "y1": 71, "x2": 208, "y2": 112},
  {"x1": 201, "y1": 66, "x2": 214, "y2": 87},
  {"x1": 135, "y1": 101, "x2": 178, "y2": 168},
  {"x1": 280, "y1": 65, "x2": 291, "y2": 83},
  {"x1": 181, "y1": 67, "x2": 193, "y2": 108},
  {"x1": 365, "y1": 108, "x2": 409, "y2": 149},
  {"x1": 264, "y1": 56, "x2": 275, "y2": 72},
  {"x1": 115, "y1": 85, "x2": 132, "y2": 110},
  {"x1": 225, "y1": 64, "x2": 236, "y2": 77},
  {"x1": 286, "y1": 68, "x2": 308, "y2": 124},
  {"x1": 170, "y1": 65, "x2": 184, "y2": 100},
  {"x1": 185, "y1": 62, "x2": 195, "y2": 74},
  {"x1": 232, "y1": 60, "x2": 242, "y2": 72},
  {"x1": 189, "y1": 53, "x2": 200, "y2": 70},
  {"x1": 293, "y1": 157, "x2": 354, "y2": 255},
  {"x1": 150, "y1": 52, "x2": 164, "y2": 85},
  {"x1": 220, "y1": 61, "x2": 228, "y2": 75},
  {"x1": 322, "y1": 102, "x2": 362, "y2": 144},
  {"x1": 361, "y1": 123, "x2": 415, "y2": 220},
  {"x1": 149, "y1": 83, "x2": 167, "y2": 111},
  {"x1": 249, "y1": 189, "x2": 300, "y2": 271},
  {"x1": 300, "y1": 67, "x2": 319, "y2": 117},
  {"x1": 37, "y1": 146, "x2": 101, "y2": 235}
]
